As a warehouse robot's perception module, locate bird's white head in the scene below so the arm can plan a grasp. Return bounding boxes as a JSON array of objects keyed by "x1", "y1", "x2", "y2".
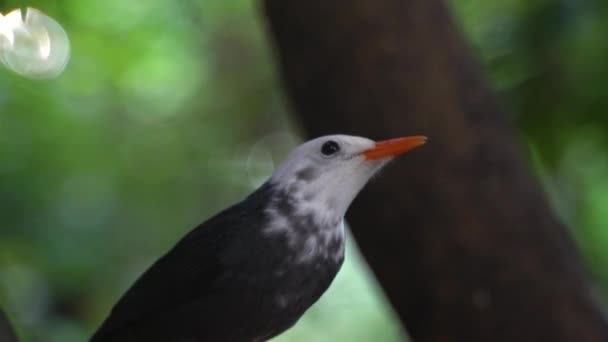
[{"x1": 269, "y1": 134, "x2": 427, "y2": 222}]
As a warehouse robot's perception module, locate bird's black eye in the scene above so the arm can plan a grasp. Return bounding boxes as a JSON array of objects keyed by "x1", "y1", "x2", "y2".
[{"x1": 321, "y1": 140, "x2": 340, "y2": 156}]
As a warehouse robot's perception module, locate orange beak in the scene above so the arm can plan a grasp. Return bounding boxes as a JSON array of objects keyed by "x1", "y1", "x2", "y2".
[{"x1": 363, "y1": 136, "x2": 427, "y2": 160}]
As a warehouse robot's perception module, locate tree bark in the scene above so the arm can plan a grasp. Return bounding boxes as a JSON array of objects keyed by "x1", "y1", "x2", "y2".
[{"x1": 262, "y1": 0, "x2": 608, "y2": 341}]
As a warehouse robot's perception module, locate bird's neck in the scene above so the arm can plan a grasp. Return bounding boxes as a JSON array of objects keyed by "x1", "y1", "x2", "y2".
[
  {"x1": 261, "y1": 181, "x2": 345, "y2": 264},
  {"x1": 266, "y1": 179, "x2": 344, "y2": 227}
]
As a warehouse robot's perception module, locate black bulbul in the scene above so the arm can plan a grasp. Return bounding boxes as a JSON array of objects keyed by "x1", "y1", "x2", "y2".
[{"x1": 92, "y1": 134, "x2": 426, "y2": 342}]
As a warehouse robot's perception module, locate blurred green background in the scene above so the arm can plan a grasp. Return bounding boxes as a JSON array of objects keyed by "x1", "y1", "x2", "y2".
[{"x1": 0, "y1": 0, "x2": 607, "y2": 341}]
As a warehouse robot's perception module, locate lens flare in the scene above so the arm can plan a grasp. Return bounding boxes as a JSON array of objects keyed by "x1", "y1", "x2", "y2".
[{"x1": 0, "y1": 7, "x2": 70, "y2": 78}]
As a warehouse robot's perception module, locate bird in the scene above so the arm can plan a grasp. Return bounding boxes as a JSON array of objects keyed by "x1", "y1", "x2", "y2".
[{"x1": 91, "y1": 134, "x2": 426, "y2": 342}]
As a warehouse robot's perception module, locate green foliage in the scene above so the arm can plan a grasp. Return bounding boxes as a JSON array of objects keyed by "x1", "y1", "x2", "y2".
[{"x1": 1, "y1": 0, "x2": 607, "y2": 341}]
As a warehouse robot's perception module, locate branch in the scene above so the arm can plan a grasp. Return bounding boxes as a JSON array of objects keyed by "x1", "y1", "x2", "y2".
[{"x1": 0, "y1": 309, "x2": 18, "y2": 342}]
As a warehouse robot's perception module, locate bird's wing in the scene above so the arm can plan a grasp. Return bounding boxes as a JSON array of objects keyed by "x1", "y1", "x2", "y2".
[{"x1": 91, "y1": 195, "x2": 269, "y2": 341}]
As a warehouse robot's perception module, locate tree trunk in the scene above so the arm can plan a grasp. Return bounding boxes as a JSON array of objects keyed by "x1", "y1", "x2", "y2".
[{"x1": 262, "y1": 0, "x2": 608, "y2": 341}]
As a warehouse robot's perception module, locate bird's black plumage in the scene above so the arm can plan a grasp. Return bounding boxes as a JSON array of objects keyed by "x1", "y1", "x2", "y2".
[{"x1": 91, "y1": 182, "x2": 343, "y2": 342}]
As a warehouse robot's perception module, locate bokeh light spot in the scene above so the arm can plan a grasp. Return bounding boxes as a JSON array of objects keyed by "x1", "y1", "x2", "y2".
[{"x1": 0, "y1": 7, "x2": 70, "y2": 78}]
